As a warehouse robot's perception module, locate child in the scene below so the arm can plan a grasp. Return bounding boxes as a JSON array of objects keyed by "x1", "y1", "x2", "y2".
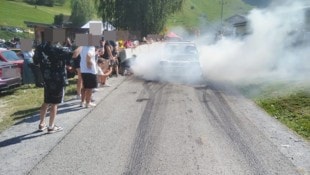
[{"x1": 97, "y1": 57, "x2": 113, "y2": 87}]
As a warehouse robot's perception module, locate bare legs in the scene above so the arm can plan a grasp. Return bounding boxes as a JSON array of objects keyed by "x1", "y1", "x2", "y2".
[
  {"x1": 39, "y1": 103, "x2": 58, "y2": 127},
  {"x1": 80, "y1": 88, "x2": 92, "y2": 106},
  {"x1": 76, "y1": 68, "x2": 82, "y2": 97},
  {"x1": 84, "y1": 89, "x2": 92, "y2": 104}
]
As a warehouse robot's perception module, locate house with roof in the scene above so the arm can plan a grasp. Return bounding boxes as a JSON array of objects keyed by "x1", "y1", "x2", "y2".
[
  {"x1": 224, "y1": 14, "x2": 249, "y2": 37},
  {"x1": 24, "y1": 15, "x2": 87, "y2": 45}
]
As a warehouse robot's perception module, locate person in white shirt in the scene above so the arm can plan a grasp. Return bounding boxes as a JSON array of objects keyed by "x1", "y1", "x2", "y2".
[{"x1": 73, "y1": 45, "x2": 97, "y2": 108}]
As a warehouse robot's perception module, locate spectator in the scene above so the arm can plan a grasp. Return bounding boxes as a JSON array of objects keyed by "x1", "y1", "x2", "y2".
[
  {"x1": 124, "y1": 40, "x2": 134, "y2": 48},
  {"x1": 102, "y1": 40, "x2": 113, "y2": 60},
  {"x1": 109, "y1": 40, "x2": 119, "y2": 77},
  {"x1": 64, "y1": 37, "x2": 73, "y2": 48},
  {"x1": 120, "y1": 54, "x2": 136, "y2": 76},
  {"x1": 97, "y1": 57, "x2": 112, "y2": 87},
  {"x1": 118, "y1": 40, "x2": 124, "y2": 49},
  {"x1": 33, "y1": 41, "x2": 70, "y2": 133},
  {"x1": 79, "y1": 45, "x2": 98, "y2": 108},
  {"x1": 72, "y1": 46, "x2": 83, "y2": 99}
]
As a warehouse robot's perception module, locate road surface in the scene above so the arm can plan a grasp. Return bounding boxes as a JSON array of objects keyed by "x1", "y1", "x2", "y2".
[{"x1": 0, "y1": 76, "x2": 309, "y2": 175}]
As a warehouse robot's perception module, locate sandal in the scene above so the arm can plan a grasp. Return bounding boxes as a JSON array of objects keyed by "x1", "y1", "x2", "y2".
[
  {"x1": 47, "y1": 125, "x2": 63, "y2": 134},
  {"x1": 38, "y1": 124, "x2": 47, "y2": 132}
]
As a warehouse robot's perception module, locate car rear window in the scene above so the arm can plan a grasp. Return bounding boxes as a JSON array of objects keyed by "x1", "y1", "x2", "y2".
[{"x1": 1, "y1": 50, "x2": 21, "y2": 61}]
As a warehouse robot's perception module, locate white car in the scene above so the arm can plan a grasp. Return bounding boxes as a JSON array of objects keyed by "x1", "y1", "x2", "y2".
[{"x1": 156, "y1": 41, "x2": 203, "y2": 82}]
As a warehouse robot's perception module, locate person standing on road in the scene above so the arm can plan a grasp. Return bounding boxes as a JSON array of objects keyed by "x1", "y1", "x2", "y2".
[
  {"x1": 109, "y1": 40, "x2": 120, "y2": 77},
  {"x1": 72, "y1": 46, "x2": 83, "y2": 99},
  {"x1": 33, "y1": 41, "x2": 70, "y2": 134},
  {"x1": 76, "y1": 45, "x2": 98, "y2": 108}
]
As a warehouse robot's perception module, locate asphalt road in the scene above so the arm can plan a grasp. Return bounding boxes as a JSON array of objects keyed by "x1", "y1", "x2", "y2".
[{"x1": 0, "y1": 76, "x2": 309, "y2": 175}]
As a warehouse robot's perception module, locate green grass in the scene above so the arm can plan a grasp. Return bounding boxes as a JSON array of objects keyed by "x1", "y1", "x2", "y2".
[
  {"x1": 0, "y1": 78, "x2": 77, "y2": 133},
  {"x1": 0, "y1": 30, "x2": 34, "y2": 40},
  {"x1": 0, "y1": 0, "x2": 252, "y2": 31},
  {"x1": 256, "y1": 91, "x2": 310, "y2": 139},
  {"x1": 0, "y1": 0, "x2": 71, "y2": 28},
  {"x1": 166, "y1": 0, "x2": 252, "y2": 28},
  {"x1": 238, "y1": 81, "x2": 310, "y2": 140}
]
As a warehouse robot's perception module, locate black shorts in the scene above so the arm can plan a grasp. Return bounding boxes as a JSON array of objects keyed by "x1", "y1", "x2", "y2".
[
  {"x1": 44, "y1": 82, "x2": 64, "y2": 104},
  {"x1": 81, "y1": 73, "x2": 97, "y2": 89}
]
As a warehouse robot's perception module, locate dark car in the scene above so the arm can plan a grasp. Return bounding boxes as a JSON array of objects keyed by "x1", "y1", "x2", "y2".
[
  {"x1": 0, "y1": 61, "x2": 22, "y2": 91},
  {"x1": 0, "y1": 49, "x2": 24, "y2": 70}
]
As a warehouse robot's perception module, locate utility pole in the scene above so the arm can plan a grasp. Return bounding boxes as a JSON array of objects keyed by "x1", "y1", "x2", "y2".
[{"x1": 219, "y1": 0, "x2": 227, "y2": 34}]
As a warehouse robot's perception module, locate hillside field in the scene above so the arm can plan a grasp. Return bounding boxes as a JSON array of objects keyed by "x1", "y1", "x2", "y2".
[{"x1": 0, "y1": 0, "x2": 252, "y2": 30}]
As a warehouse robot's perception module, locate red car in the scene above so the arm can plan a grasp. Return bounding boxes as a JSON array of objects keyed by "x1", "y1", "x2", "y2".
[
  {"x1": 0, "y1": 61, "x2": 22, "y2": 91},
  {"x1": 0, "y1": 49, "x2": 24, "y2": 70}
]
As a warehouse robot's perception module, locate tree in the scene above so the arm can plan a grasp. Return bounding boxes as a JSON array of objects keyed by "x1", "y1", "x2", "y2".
[
  {"x1": 54, "y1": 14, "x2": 64, "y2": 26},
  {"x1": 24, "y1": 0, "x2": 55, "y2": 7},
  {"x1": 55, "y1": 0, "x2": 66, "y2": 6},
  {"x1": 70, "y1": 0, "x2": 94, "y2": 27},
  {"x1": 95, "y1": 0, "x2": 185, "y2": 36}
]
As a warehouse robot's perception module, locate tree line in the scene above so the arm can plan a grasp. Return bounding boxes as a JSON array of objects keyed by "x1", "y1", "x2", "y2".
[
  {"x1": 24, "y1": 0, "x2": 65, "y2": 7},
  {"x1": 70, "y1": 0, "x2": 185, "y2": 36}
]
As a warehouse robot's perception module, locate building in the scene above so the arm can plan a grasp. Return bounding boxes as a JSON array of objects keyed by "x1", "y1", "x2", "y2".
[{"x1": 24, "y1": 21, "x2": 87, "y2": 45}]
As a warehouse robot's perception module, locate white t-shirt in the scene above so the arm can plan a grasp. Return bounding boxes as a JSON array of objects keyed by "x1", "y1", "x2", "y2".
[{"x1": 80, "y1": 46, "x2": 97, "y2": 74}]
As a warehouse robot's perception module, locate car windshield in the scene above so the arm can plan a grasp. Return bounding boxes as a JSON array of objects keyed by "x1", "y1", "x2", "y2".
[
  {"x1": 164, "y1": 43, "x2": 199, "y2": 61},
  {"x1": 2, "y1": 50, "x2": 21, "y2": 61}
]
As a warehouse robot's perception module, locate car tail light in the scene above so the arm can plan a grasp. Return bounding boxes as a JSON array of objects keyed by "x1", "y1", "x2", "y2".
[{"x1": 0, "y1": 68, "x2": 2, "y2": 77}]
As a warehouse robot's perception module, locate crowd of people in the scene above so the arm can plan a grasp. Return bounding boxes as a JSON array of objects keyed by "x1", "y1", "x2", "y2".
[
  {"x1": 32, "y1": 33, "x2": 163, "y2": 134},
  {"x1": 34, "y1": 36, "x2": 125, "y2": 134}
]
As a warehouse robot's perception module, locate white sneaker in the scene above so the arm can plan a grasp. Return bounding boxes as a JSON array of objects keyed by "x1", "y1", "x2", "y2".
[
  {"x1": 93, "y1": 88, "x2": 99, "y2": 92},
  {"x1": 86, "y1": 102, "x2": 96, "y2": 108},
  {"x1": 47, "y1": 125, "x2": 63, "y2": 134},
  {"x1": 103, "y1": 83, "x2": 111, "y2": 87},
  {"x1": 80, "y1": 102, "x2": 85, "y2": 107}
]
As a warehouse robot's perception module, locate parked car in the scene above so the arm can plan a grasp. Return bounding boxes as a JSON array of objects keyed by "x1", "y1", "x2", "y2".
[
  {"x1": 156, "y1": 41, "x2": 203, "y2": 82},
  {"x1": 0, "y1": 61, "x2": 22, "y2": 91},
  {"x1": 0, "y1": 49, "x2": 24, "y2": 70},
  {"x1": 0, "y1": 43, "x2": 8, "y2": 49}
]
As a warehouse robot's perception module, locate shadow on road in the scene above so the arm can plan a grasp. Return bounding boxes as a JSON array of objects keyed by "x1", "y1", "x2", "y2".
[{"x1": 0, "y1": 130, "x2": 47, "y2": 148}]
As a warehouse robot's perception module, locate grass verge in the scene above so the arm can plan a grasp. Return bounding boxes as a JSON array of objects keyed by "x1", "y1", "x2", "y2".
[
  {"x1": 238, "y1": 81, "x2": 310, "y2": 140},
  {"x1": 0, "y1": 78, "x2": 77, "y2": 133},
  {"x1": 0, "y1": 30, "x2": 34, "y2": 41}
]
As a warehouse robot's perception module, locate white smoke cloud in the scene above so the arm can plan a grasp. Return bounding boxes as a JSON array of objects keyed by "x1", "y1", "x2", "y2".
[
  {"x1": 199, "y1": 0, "x2": 310, "y2": 85},
  {"x1": 130, "y1": 0, "x2": 309, "y2": 87}
]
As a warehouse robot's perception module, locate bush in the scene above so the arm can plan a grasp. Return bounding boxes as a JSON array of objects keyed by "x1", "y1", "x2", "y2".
[{"x1": 24, "y1": 0, "x2": 55, "y2": 7}]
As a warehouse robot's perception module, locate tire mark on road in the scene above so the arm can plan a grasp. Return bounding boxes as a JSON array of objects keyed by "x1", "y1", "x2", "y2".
[
  {"x1": 196, "y1": 83, "x2": 300, "y2": 175},
  {"x1": 123, "y1": 81, "x2": 168, "y2": 175},
  {"x1": 196, "y1": 84, "x2": 269, "y2": 175}
]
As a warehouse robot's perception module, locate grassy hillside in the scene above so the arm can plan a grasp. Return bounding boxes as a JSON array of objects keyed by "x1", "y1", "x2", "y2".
[
  {"x1": 0, "y1": 0, "x2": 71, "y2": 28},
  {"x1": 0, "y1": 0, "x2": 252, "y2": 30},
  {"x1": 167, "y1": 0, "x2": 253, "y2": 28}
]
